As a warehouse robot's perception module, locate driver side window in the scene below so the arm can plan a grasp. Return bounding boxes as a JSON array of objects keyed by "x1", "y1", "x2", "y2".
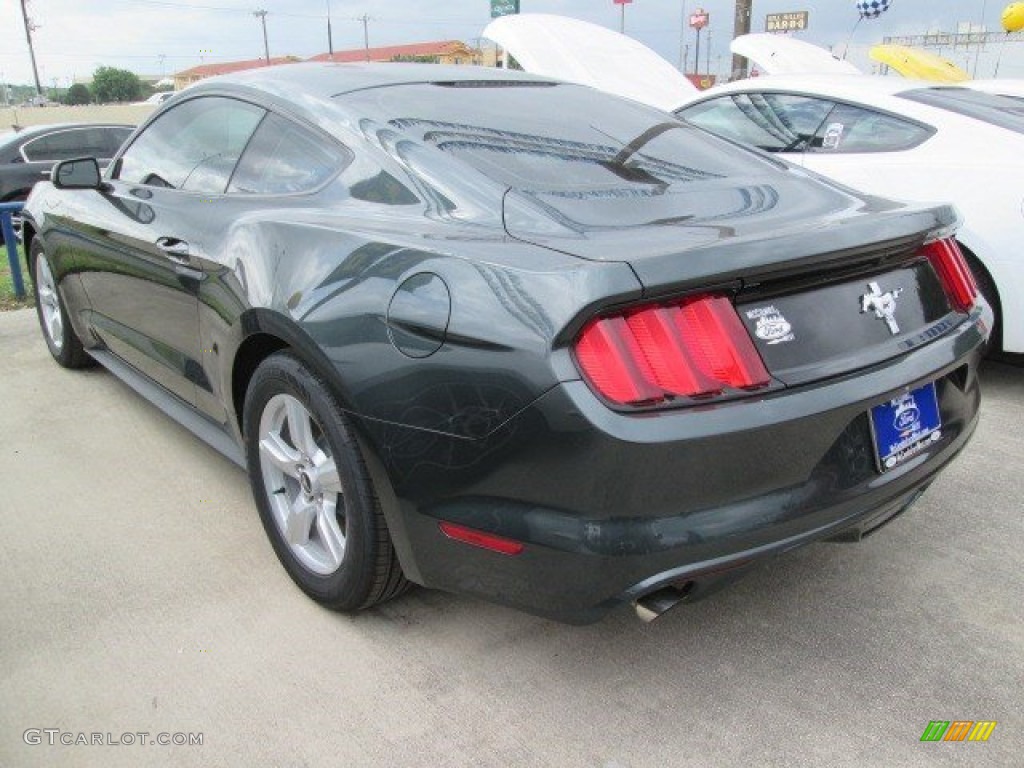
[{"x1": 117, "y1": 96, "x2": 265, "y2": 194}]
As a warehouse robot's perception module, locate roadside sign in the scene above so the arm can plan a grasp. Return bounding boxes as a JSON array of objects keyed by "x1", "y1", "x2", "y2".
[
  {"x1": 689, "y1": 9, "x2": 710, "y2": 30},
  {"x1": 766, "y1": 11, "x2": 810, "y2": 33},
  {"x1": 490, "y1": 0, "x2": 520, "y2": 18},
  {"x1": 613, "y1": 1, "x2": 634, "y2": 4}
]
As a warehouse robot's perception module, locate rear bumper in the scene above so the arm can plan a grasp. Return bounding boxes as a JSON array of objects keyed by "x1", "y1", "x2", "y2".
[{"x1": 357, "y1": 310, "x2": 988, "y2": 623}]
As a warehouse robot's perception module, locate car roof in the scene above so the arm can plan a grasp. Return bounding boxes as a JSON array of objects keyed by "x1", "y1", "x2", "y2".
[
  {"x1": 687, "y1": 74, "x2": 938, "y2": 104},
  {"x1": 192, "y1": 61, "x2": 555, "y2": 102}
]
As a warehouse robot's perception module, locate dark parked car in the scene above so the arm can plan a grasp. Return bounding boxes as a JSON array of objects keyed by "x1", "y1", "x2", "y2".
[
  {"x1": 0, "y1": 123, "x2": 133, "y2": 241},
  {"x1": 21, "y1": 64, "x2": 990, "y2": 623}
]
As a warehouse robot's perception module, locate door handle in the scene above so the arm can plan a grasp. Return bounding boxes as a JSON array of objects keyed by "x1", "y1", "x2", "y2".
[{"x1": 156, "y1": 237, "x2": 190, "y2": 263}]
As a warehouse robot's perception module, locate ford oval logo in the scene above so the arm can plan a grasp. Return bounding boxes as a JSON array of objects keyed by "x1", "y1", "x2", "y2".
[
  {"x1": 895, "y1": 406, "x2": 920, "y2": 431},
  {"x1": 756, "y1": 317, "x2": 792, "y2": 341}
]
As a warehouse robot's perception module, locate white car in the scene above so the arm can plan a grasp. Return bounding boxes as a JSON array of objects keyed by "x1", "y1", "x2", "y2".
[
  {"x1": 485, "y1": 17, "x2": 1024, "y2": 355},
  {"x1": 964, "y1": 79, "x2": 1024, "y2": 99},
  {"x1": 676, "y1": 76, "x2": 1024, "y2": 355},
  {"x1": 141, "y1": 91, "x2": 175, "y2": 106}
]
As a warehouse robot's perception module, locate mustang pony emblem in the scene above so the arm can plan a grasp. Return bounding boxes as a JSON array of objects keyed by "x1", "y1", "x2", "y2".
[{"x1": 861, "y1": 281, "x2": 904, "y2": 335}]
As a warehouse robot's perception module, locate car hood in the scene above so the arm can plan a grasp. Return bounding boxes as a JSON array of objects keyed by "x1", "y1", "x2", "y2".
[
  {"x1": 482, "y1": 13, "x2": 698, "y2": 111},
  {"x1": 730, "y1": 34, "x2": 862, "y2": 78},
  {"x1": 502, "y1": 170, "x2": 956, "y2": 292}
]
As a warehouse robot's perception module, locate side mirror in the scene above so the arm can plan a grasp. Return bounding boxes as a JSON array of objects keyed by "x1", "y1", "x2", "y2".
[{"x1": 52, "y1": 157, "x2": 103, "y2": 190}]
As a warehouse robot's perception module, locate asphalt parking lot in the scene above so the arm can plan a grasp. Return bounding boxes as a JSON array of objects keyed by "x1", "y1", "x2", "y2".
[{"x1": 0, "y1": 306, "x2": 1021, "y2": 768}]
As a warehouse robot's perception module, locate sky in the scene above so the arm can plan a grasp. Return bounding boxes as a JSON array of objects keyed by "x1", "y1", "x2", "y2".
[{"x1": 1, "y1": 0, "x2": 1022, "y2": 87}]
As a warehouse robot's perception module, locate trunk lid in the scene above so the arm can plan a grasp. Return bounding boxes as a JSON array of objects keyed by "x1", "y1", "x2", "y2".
[{"x1": 503, "y1": 173, "x2": 961, "y2": 384}]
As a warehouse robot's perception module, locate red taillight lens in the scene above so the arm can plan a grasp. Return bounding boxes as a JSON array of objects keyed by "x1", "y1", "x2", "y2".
[
  {"x1": 922, "y1": 238, "x2": 978, "y2": 313},
  {"x1": 575, "y1": 294, "x2": 771, "y2": 406},
  {"x1": 439, "y1": 522, "x2": 525, "y2": 556}
]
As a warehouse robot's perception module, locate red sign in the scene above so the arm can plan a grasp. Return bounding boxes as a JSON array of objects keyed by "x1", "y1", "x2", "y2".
[
  {"x1": 689, "y1": 9, "x2": 709, "y2": 30},
  {"x1": 613, "y1": 0, "x2": 633, "y2": 4}
]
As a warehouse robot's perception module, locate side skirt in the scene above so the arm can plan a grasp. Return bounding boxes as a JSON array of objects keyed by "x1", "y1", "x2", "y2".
[{"x1": 89, "y1": 348, "x2": 246, "y2": 469}]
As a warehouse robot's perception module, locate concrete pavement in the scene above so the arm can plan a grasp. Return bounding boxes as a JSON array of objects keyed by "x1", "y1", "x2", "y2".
[{"x1": 1, "y1": 307, "x2": 1021, "y2": 767}]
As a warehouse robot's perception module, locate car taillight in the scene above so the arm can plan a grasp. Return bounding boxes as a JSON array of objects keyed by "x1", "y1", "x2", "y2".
[
  {"x1": 922, "y1": 238, "x2": 978, "y2": 313},
  {"x1": 575, "y1": 294, "x2": 771, "y2": 406}
]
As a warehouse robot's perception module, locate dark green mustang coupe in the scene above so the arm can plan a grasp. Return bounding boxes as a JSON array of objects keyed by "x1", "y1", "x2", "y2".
[{"x1": 21, "y1": 63, "x2": 990, "y2": 623}]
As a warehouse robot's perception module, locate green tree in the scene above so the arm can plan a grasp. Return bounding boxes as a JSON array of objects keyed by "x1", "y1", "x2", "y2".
[
  {"x1": 64, "y1": 83, "x2": 92, "y2": 105},
  {"x1": 90, "y1": 66, "x2": 142, "y2": 103}
]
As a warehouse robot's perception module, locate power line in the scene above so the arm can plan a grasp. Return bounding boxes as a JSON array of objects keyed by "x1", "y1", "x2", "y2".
[{"x1": 100, "y1": 0, "x2": 481, "y2": 23}]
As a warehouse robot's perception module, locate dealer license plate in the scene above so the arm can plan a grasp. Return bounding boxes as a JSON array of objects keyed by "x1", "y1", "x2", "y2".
[{"x1": 869, "y1": 383, "x2": 942, "y2": 472}]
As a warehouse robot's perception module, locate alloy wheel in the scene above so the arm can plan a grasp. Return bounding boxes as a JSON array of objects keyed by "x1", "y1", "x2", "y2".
[
  {"x1": 35, "y1": 254, "x2": 63, "y2": 351},
  {"x1": 257, "y1": 393, "x2": 347, "y2": 575}
]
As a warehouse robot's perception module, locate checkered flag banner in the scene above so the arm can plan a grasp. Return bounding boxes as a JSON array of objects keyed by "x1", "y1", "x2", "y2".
[{"x1": 856, "y1": 0, "x2": 893, "y2": 19}]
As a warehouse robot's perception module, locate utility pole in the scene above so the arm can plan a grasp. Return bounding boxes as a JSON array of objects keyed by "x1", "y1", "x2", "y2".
[
  {"x1": 326, "y1": 0, "x2": 334, "y2": 57},
  {"x1": 694, "y1": 25, "x2": 702, "y2": 78},
  {"x1": 19, "y1": 0, "x2": 43, "y2": 96},
  {"x1": 678, "y1": 1, "x2": 687, "y2": 72},
  {"x1": 253, "y1": 10, "x2": 270, "y2": 65},
  {"x1": 731, "y1": 0, "x2": 752, "y2": 80},
  {"x1": 359, "y1": 14, "x2": 371, "y2": 61},
  {"x1": 706, "y1": 29, "x2": 712, "y2": 78}
]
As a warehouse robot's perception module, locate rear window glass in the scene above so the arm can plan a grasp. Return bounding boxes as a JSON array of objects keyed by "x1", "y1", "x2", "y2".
[
  {"x1": 898, "y1": 87, "x2": 1024, "y2": 135},
  {"x1": 342, "y1": 83, "x2": 781, "y2": 196}
]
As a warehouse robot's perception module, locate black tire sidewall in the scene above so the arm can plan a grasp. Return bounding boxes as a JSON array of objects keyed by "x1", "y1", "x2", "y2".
[{"x1": 243, "y1": 352, "x2": 380, "y2": 610}]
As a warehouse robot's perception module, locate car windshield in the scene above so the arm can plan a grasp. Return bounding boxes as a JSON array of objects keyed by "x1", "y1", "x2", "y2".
[
  {"x1": 341, "y1": 82, "x2": 779, "y2": 196},
  {"x1": 898, "y1": 87, "x2": 1024, "y2": 135}
]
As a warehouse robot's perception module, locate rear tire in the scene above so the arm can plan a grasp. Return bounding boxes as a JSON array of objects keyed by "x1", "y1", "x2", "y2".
[
  {"x1": 963, "y1": 250, "x2": 1001, "y2": 355},
  {"x1": 243, "y1": 351, "x2": 409, "y2": 610},
  {"x1": 30, "y1": 240, "x2": 92, "y2": 369}
]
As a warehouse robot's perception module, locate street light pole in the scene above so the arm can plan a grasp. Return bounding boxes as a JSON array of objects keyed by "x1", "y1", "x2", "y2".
[{"x1": 253, "y1": 10, "x2": 270, "y2": 66}]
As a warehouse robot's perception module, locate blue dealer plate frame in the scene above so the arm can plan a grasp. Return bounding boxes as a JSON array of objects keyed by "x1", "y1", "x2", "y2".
[{"x1": 869, "y1": 383, "x2": 942, "y2": 472}]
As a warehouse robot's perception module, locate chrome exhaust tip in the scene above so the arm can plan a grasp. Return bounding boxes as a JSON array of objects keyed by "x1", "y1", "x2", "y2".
[{"x1": 633, "y1": 582, "x2": 693, "y2": 623}]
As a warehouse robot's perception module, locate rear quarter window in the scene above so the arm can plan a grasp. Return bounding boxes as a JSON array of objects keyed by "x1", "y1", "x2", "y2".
[
  {"x1": 228, "y1": 113, "x2": 349, "y2": 195},
  {"x1": 809, "y1": 103, "x2": 934, "y2": 153},
  {"x1": 678, "y1": 93, "x2": 835, "y2": 153}
]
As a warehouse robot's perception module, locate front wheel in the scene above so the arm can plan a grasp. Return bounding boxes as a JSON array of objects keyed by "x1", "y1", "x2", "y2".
[
  {"x1": 243, "y1": 352, "x2": 409, "y2": 610},
  {"x1": 30, "y1": 240, "x2": 92, "y2": 368}
]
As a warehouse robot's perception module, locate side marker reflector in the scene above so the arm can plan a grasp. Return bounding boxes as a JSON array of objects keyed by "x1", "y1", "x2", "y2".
[{"x1": 439, "y1": 522, "x2": 525, "y2": 556}]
